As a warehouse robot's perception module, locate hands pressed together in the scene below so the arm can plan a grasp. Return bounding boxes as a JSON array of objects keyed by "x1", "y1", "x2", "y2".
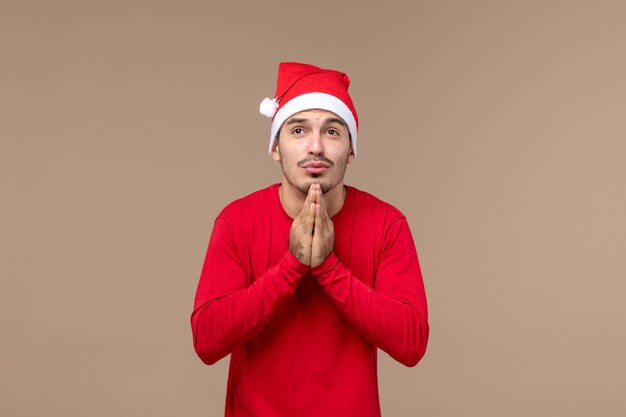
[{"x1": 289, "y1": 183, "x2": 335, "y2": 268}]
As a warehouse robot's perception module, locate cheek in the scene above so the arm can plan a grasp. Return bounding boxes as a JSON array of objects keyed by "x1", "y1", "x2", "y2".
[
  {"x1": 331, "y1": 145, "x2": 352, "y2": 164},
  {"x1": 278, "y1": 141, "x2": 304, "y2": 161}
]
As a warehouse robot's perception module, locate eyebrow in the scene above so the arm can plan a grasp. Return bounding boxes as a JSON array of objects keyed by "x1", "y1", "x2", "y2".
[
  {"x1": 325, "y1": 117, "x2": 347, "y2": 127},
  {"x1": 285, "y1": 118, "x2": 309, "y2": 126},
  {"x1": 285, "y1": 117, "x2": 347, "y2": 127}
]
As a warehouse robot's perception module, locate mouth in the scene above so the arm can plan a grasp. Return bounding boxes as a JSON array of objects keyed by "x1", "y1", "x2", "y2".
[{"x1": 301, "y1": 162, "x2": 330, "y2": 175}]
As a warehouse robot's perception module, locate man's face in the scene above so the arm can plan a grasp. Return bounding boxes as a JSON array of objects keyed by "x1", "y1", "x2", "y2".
[{"x1": 272, "y1": 109, "x2": 354, "y2": 195}]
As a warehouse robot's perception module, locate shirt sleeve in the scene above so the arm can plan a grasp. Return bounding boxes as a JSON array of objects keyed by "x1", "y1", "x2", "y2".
[
  {"x1": 310, "y1": 217, "x2": 429, "y2": 367},
  {"x1": 191, "y1": 216, "x2": 309, "y2": 365}
]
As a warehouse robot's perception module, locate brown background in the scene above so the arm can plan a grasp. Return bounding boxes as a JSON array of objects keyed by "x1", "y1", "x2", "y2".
[{"x1": 2, "y1": 1, "x2": 625, "y2": 416}]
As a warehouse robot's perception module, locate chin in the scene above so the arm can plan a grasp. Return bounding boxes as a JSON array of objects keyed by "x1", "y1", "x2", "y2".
[
  {"x1": 294, "y1": 180, "x2": 331, "y2": 195},
  {"x1": 307, "y1": 175, "x2": 333, "y2": 194},
  {"x1": 313, "y1": 181, "x2": 337, "y2": 194},
  {"x1": 288, "y1": 173, "x2": 341, "y2": 195},
  {"x1": 319, "y1": 182, "x2": 334, "y2": 193}
]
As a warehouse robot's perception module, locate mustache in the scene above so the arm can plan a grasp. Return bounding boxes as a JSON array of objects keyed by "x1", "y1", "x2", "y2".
[{"x1": 297, "y1": 156, "x2": 334, "y2": 167}]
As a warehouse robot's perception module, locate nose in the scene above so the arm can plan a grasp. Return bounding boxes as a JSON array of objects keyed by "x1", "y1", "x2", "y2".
[{"x1": 308, "y1": 131, "x2": 324, "y2": 156}]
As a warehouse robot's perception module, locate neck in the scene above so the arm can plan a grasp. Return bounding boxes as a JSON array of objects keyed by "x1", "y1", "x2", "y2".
[{"x1": 279, "y1": 179, "x2": 347, "y2": 219}]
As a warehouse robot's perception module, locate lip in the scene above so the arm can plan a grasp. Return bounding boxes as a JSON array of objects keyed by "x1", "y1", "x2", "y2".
[
  {"x1": 301, "y1": 161, "x2": 330, "y2": 175},
  {"x1": 302, "y1": 162, "x2": 329, "y2": 168},
  {"x1": 303, "y1": 166, "x2": 329, "y2": 174}
]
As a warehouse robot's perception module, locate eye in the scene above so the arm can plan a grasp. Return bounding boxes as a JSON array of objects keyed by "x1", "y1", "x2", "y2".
[
  {"x1": 292, "y1": 127, "x2": 305, "y2": 135},
  {"x1": 326, "y1": 128, "x2": 340, "y2": 136}
]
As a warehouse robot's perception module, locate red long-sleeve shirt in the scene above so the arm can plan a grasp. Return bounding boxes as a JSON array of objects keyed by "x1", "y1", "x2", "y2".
[{"x1": 191, "y1": 184, "x2": 429, "y2": 417}]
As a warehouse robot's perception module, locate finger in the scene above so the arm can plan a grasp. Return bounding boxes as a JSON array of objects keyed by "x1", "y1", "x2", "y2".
[
  {"x1": 312, "y1": 183, "x2": 320, "y2": 205},
  {"x1": 307, "y1": 202, "x2": 316, "y2": 233},
  {"x1": 306, "y1": 183, "x2": 317, "y2": 205},
  {"x1": 319, "y1": 204, "x2": 329, "y2": 231},
  {"x1": 315, "y1": 187, "x2": 329, "y2": 221},
  {"x1": 299, "y1": 184, "x2": 316, "y2": 219},
  {"x1": 313, "y1": 202, "x2": 321, "y2": 234},
  {"x1": 317, "y1": 184, "x2": 325, "y2": 211}
]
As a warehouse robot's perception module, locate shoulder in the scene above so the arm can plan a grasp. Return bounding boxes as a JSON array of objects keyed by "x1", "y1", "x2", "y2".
[
  {"x1": 217, "y1": 184, "x2": 279, "y2": 222},
  {"x1": 346, "y1": 185, "x2": 406, "y2": 225}
]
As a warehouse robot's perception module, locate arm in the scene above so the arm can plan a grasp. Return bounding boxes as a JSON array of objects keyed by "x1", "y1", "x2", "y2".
[
  {"x1": 312, "y1": 213, "x2": 429, "y2": 367},
  {"x1": 191, "y1": 186, "x2": 318, "y2": 365},
  {"x1": 190, "y1": 217, "x2": 308, "y2": 365}
]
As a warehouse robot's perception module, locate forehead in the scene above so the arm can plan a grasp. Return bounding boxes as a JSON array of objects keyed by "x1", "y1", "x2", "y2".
[{"x1": 285, "y1": 109, "x2": 346, "y2": 125}]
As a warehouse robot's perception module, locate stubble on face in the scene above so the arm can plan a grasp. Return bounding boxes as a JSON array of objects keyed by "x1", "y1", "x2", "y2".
[{"x1": 277, "y1": 140, "x2": 350, "y2": 195}]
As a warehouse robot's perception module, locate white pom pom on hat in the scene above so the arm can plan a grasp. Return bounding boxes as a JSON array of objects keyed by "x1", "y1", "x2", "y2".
[
  {"x1": 259, "y1": 62, "x2": 359, "y2": 157},
  {"x1": 259, "y1": 97, "x2": 278, "y2": 118}
]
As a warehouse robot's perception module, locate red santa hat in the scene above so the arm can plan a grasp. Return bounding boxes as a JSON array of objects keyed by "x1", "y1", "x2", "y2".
[{"x1": 259, "y1": 62, "x2": 359, "y2": 157}]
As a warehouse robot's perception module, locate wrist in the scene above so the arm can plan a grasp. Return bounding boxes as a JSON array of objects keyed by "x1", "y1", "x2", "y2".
[
  {"x1": 283, "y1": 249, "x2": 312, "y2": 274},
  {"x1": 310, "y1": 252, "x2": 338, "y2": 275}
]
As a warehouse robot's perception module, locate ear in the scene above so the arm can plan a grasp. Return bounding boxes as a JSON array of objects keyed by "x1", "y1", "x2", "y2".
[
  {"x1": 271, "y1": 137, "x2": 281, "y2": 161},
  {"x1": 347, "y1": 144, "x2": 355, "y2": 164}
]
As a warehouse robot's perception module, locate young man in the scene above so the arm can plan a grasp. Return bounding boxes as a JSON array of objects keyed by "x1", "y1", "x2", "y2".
[{"x1": 191, "y1": 62, "x2": 429, "y2": 417}]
